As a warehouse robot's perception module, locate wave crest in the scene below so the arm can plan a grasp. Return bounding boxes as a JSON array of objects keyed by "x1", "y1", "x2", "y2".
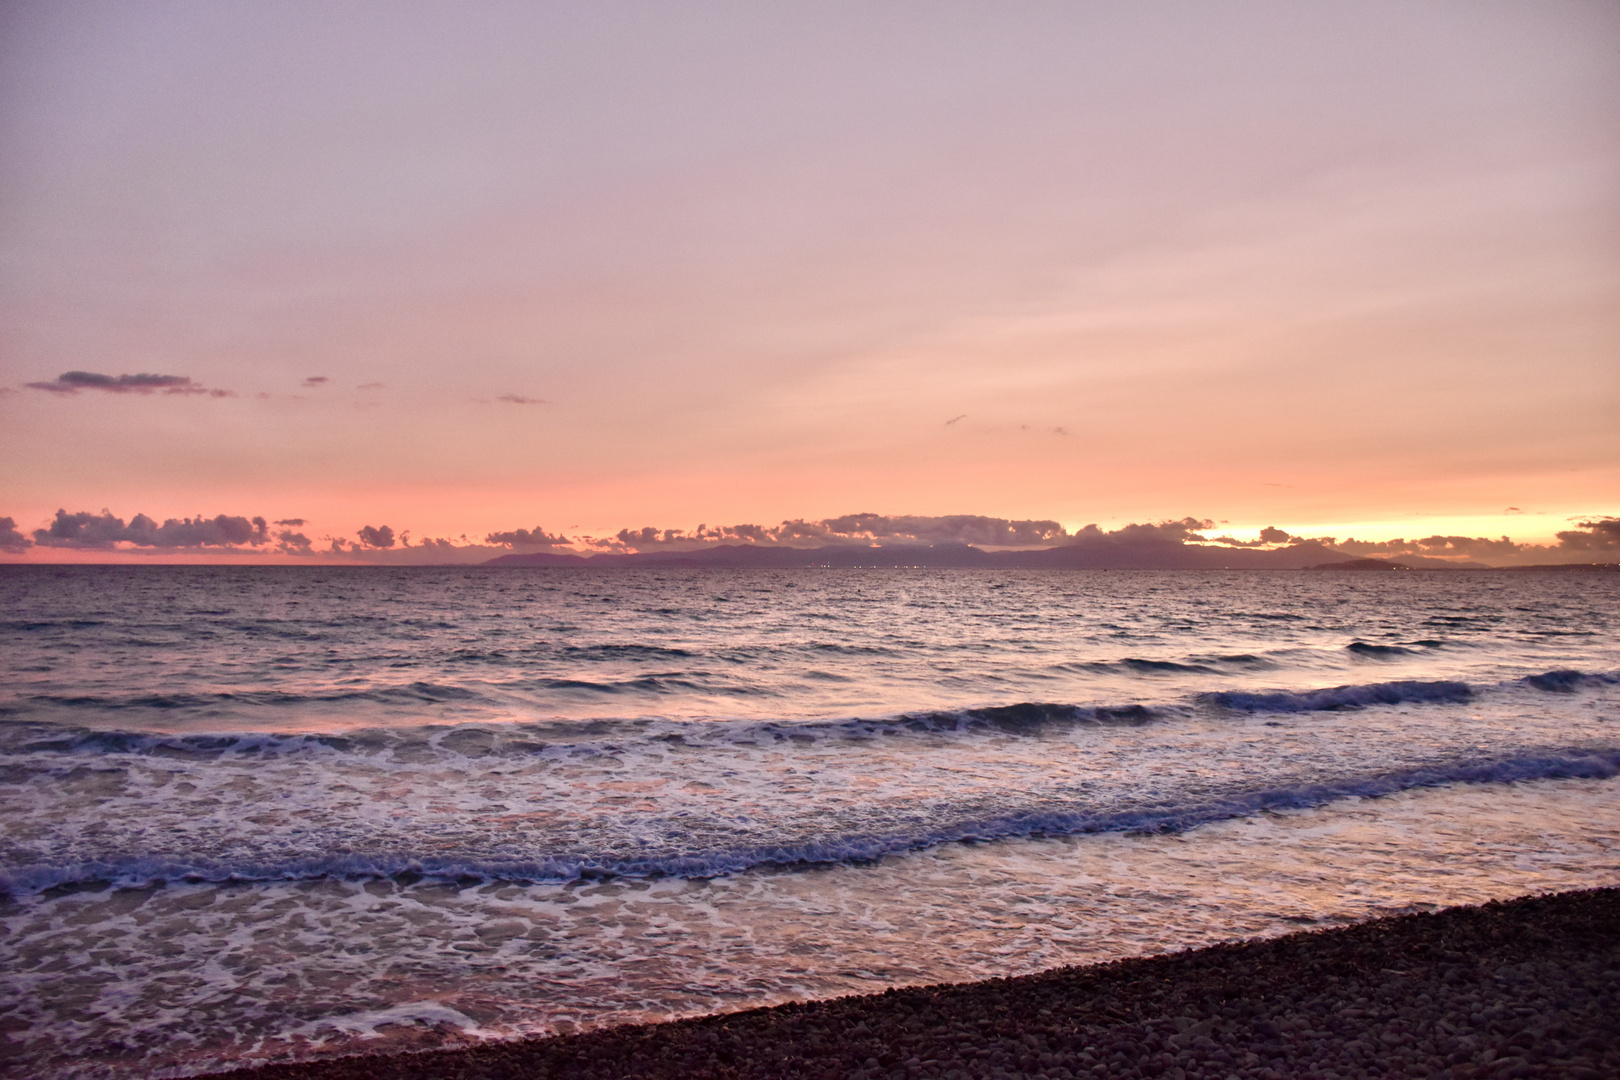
[
  {"x1": 1205, "y1": 679, "x2": 1472, "y2": 713},
  {"x1": 5, "y1": 747, "x2": 1615, "y2": 897}
]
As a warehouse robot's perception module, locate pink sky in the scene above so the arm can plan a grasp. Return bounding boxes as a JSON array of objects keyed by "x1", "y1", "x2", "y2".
[{"x1": 1, "y1": 2, "x2": 1616, "y2": 561}]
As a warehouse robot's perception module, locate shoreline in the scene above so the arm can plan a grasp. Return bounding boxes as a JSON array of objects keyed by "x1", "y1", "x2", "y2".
[{"x1": 215, "y1": 887, "x2": 1619, "y2": 1080}]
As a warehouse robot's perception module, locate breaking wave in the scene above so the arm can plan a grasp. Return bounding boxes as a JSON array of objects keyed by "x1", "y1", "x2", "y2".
[
  {"x1": 1204, "y1": 679, "x2": 1472, "y2": 712},
  {"x1": 5, "y1": 747, "x2": 1617, "y2": 897},
  {"x1": 3, "y1": 668, "x2": 1613, "y2": 760}
]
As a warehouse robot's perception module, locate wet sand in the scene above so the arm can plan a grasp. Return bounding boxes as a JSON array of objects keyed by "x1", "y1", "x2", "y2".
[{"x1": 216, "y1": 887, "x2": 1619, "y2": 1080}]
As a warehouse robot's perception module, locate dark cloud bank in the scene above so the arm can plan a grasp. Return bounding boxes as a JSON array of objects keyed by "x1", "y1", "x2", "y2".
[
  {"x1": 2, "y1": 510, "x2": 1616, "y2": 569},
  {"x1": 31, "y1": 510, "x2": 271, "y2": 549},
  {"x1": 19, "y1": 510, "x2": 310, "y2": 556}
]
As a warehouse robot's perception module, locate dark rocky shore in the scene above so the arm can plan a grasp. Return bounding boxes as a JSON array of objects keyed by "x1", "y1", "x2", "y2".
[{"x1": 222, "y1": 887, "x2": 1619, "y2": 1080}]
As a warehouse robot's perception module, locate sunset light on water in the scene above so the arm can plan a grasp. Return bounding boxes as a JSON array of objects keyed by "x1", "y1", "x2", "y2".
[{"x1": 1, "y1": 4, "x2": 1617, "y2": 1079}]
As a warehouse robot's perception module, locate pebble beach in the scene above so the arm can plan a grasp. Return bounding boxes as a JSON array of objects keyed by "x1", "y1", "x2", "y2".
[{"x1": 217, "y1": 886, "x2": 1620, "y2": 1080}]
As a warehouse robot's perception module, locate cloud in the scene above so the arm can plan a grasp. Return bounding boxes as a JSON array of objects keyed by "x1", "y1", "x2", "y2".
[
  {"x1": 16, "y1": 502, "x2": 1614, "y2": 565},
  {"x1": 1332, "y1": 534, "x2": 1525, "y2": 560},
  {"x1": 1077, "y1": 517, "x2": 1216, "y2": 545},
  {"x1": 275, "y1": 530, "x2": 314, "y2": 554},
  {"x1": 602, "y1": 513, "x2": 1073, "y2": 552},
  {"x1": 819, "y1": 513, "x2": 1069, "y2": 547},
  {"x1": 302, "y1": 376, "x2": 329, "y2": 387},
  {"x1": 1293, "y1": 517, "x2": 1617, "y2": 564},
  {"x1": 485, "y1": 525, "x2": 571, "y2": 549},
  {"x1": 1555, "y1": 517, "x2": 1620, "y2": 552},
  {"x1": 24, "y1": 371, "x2": 224, "y2": 396},
  {"x1": 357, "y1": 382, "x2": 386, "y2": 390},
  {"x1": 599, "y1": 514, "x2": 1277, "y2": 553},
  {"x1": 31, "y1": 510, "x2": 125, "y2": 547},
  {"x1": 0, "y1": 517, "x2": 31, "y2": 553},
  {"x1": 1202, "y1": 525, "x2": 1298, "y2": 548},
  {"x1": 355, "y1": 524, "x2": 395, "y2": 549},
  {"x1": 31, "y1": 509, "x2": 270, "y2": 549},
  {"x1": 945, "y1": 414, "x2": 967, "y2": 426},
  {"x1": 497, "y1": 394, "x2": 545, "y2": 404}
]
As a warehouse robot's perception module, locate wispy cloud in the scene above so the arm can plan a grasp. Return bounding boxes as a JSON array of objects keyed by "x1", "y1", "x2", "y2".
[
  {"x1": 25, "y1": 371, "x2": 230, "y2": 396},
  {"x1": 302, "y1": 376, "x2": 329, "y2": 388},
  {"x1": 496, "y1": 394, "x2": 545, "y2": 405}
]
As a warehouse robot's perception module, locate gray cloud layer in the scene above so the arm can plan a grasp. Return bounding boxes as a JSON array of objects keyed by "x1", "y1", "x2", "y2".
[
  {"x1": 31, "y1": 510, "x2": 270, "y2": 549},
  {"x1": 5, "y1": 510, "x2": 1617, "y2": 566},
  {"x1": 566, "y1": 514, "x2": 1620, "y2": 566},
  {"x1": 1556, "y1": 518, "x2": 1620, "y2": 552},
  {"x1": 590, "y1": 514, "x2": 1074, "y2": 551}
]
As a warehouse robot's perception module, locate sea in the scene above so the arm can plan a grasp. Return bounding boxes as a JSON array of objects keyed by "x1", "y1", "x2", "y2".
[{"x1": 1, "y1": 565, "x2": 1617, "y2": 1078}]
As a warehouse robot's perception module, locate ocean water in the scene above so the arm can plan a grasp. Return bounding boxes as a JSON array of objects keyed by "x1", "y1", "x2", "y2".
[{"x1": 1, "y1": 566, "x2": 1617, "y2": 1078}]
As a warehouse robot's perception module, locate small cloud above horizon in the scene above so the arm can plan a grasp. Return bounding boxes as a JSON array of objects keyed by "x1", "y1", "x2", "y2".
[
  {"x1": 496, "y1": 394, "x2": 545, "y2": 405},
  {"x1": 486, "y1": 525, "x2": 570, "y2": 549},
  {"x1": 25, "y1": 371, "x2": 230, "y2": 397},
  {"x1": 302, "y1": 376, "x2": 329, "y2": 388},
  {"x1": 0, "y1": 517, "x2": 29, "y2": 553},
  {"x1": 355, "y1": 524, "x2": 395, "y2": 549}
]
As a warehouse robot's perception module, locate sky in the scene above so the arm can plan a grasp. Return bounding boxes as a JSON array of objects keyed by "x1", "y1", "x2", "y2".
[{"x1": 1, "y1": 1, "x2": 1617, "y2": 563}]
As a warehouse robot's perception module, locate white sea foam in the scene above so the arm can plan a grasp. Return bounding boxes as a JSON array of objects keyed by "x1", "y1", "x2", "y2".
[
  {"x1": 4, "y1": 776, "x2": 1617, "y2": 1079},
  {"x1": 289, "y1": 1001, "x2": 497, "y2": 1041}
]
